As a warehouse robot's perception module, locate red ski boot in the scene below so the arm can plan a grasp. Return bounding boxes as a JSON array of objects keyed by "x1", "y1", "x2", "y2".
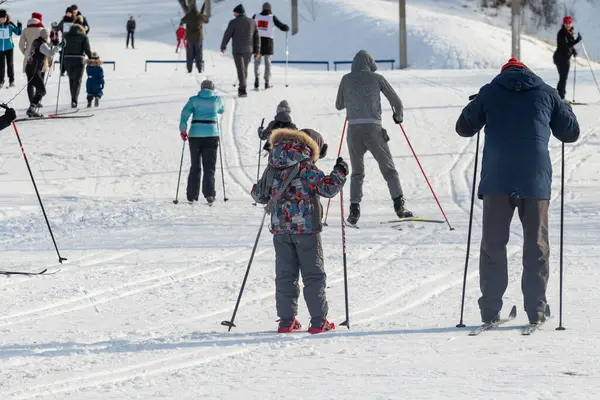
[
  {"x1": 308, "y1": 318, "x2": 336, "y2": 334},
  {"x1": 277, "y1": 317, "x2": 302, "y2": 333}
]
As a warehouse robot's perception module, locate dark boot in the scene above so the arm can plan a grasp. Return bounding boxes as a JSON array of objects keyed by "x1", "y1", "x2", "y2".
[
  {"x1": 265, "y1": 81, "x2": 272, "y2": 89},
  {"x1": 94, "y1": 97, "x2": 99, "y2": 107},
  {"x1": 393, "y1": 196, "x2": 413, "y2": 218},
  {"x1": 347, "y1": 203, "x2": 360, "y2": 225},
  {"x1": 278, "y1": 317, "x2": 302, "y2": 333},
  {"x1": 254, "y1": 78, "x2": 259, "y2": 89},
  {"x1": 26, "y1": 104, "x2": 42, "y2": 118},
  {"x1": 87, "y1": 98, "x2": 92, "y2": 108}
]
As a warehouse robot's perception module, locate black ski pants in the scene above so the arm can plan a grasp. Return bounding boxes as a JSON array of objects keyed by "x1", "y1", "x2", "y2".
[
  {"x1": 186, "y1": 40, "x2": 203, "y2": 73},
  {"x1": 555, "y1": 59, "x2": 570, "y2": 100},
  {"x1": 64, "y1": 58, "x2": 85, "y2": 104},
  {"x1": 0, "y1": 48, "x2": 15, "y2": 84},
  {"x1": 187, "y1": 136, "x2": 219, "y2": 202},
  {"x1": 127, "y1": 31, "x2": 135, "y2": 48},
  {"x1": 478, "y1": 195, "x2": 550, "y2": 324},
  {"x1": 25, "y1": 65, "x2": 46, "y2": 105}
]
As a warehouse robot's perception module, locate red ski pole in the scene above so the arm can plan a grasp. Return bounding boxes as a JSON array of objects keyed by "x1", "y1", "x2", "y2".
[
  {"x1": 323, "y1": 118, "x2": 347, "y2": 226},
  {"x1": 398, "y1": 123, "x2": 454, "y2": 230}
]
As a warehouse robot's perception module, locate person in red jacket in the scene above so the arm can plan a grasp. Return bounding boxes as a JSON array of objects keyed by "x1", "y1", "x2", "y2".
[{"x1": 176, "y1": 23, "x2": 186, "y2": 53}]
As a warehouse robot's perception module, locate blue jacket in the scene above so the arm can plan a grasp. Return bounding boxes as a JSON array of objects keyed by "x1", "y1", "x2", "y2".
[
  {"x1": 456, "y1": 67, "x2": 580, "y2": 200},
  {"x1": 179, "y1": 89, "x2": 225, "y2": 137},
  {"x1": 0, "y1": 22, "x2": 22, "y2": 51},
  {"x1": 86, "y1": 62, "x2": 104, "y2": 97}
]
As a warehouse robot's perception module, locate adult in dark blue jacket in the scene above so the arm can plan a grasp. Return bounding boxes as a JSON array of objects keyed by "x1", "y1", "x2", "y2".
[{"x1": 455, "y1": 58, "x2": 580, "y2": 326}]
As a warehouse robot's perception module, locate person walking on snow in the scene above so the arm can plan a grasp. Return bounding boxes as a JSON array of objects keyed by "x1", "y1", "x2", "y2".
[
  {"x1": 176, "y1": 23, "x2": 186, "y2": 53},
  {"x1": 25, "y1": 29, "x2": 63, "y2": 117},
  {"x1": 0, "y1": 10, "x2": 22, "y2": 88},
  {"x1": 335, "y1": 49, "x2": 411, "y2": 225},
  {"x1": 221, "y1": 4, "x2": 260, "y2": 98},
  {"x1": 180, "y1": 2, "x2": 209, "y2": 73},
  {"x1": 179, "y1": 79, "x2": 225, "y2": 204},
  {"x1": 126, "y1": 16, "x2": 136, "y2": 49},
  {"x1": 553, "y1": 16, "x2": 581, "y2": 100},
  {"x1": 455, "y1": 58, "x2": 580, "y2": 325},
  {"x1": 252, "y1": 2, "x2": 289, "y2": 90},
  {"x1": 257, "y1": 100, "x2": 297, "y2": 151},
  {"x1": 63, "y1": 16, "x2": 92, "y2": 108},
  {"x1": 86, "y1": 52, "x2": 104, "y2": 108},
  {"x1": 57, "y1": 7, "x2": 76, "y2": 76},
  {"x1": 251, "y1": 128, "x2": 347, "y2": 334},
  {"x1": 19, "y1": 12, "x2": 46, "y2": 104}
]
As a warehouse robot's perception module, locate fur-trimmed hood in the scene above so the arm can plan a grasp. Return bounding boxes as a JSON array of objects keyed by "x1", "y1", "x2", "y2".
[
  {"x1": 87, "y1": 58, "x2": 102, "y2": 66},
  {"x1": 27, "y1": 18, "x2": 44, "y2": 28},
  {"x1": 268, "y1": 128, "x2": 320, "y2": 168}
]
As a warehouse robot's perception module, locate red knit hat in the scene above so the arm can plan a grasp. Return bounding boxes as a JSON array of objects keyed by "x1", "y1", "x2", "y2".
[
  {"x1": 500, "y1": 57, "x2": 527, "y2": 73},
  {"x1": 32, "y1": 12, "x2": 42, "y2": 21},
  {"x1": 563, "y1": 16, "x2": 573, "y2": 24}
]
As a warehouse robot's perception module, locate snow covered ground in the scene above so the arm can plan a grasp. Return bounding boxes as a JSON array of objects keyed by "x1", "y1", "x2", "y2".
[{"x1": 1, "y1": 0, "x2": 600, "y2": 399}]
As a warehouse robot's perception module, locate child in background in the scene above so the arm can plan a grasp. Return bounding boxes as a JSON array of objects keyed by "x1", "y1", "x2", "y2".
[
  {"x1": 85, "y1": 52, "x2": 104, "y2": 107},
  {"x1": 258, "y1": 100, "x2": 297, "y2": 152},
  {"x1": 176, "y1": 23, "x2": 186, "y2": 53}
]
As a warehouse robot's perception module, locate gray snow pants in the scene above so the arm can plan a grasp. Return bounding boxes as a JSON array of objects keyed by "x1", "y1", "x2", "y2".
[
  {"x1": 478, "y1": 195, "x2": 550, "y2": 323},
  {"x1": 186, "y1": 40, "x2": 203, "y2": 73},
  {"x1": 233, "y1": 52, "x2": 252, "y2": 91},
  {"x1": 254, "y1": 55, "x2": 272, "y2": 84},
  {"x1": 273, "y1": 233, "x2": 328, "y2": 320},
  {"x1": 347, "y1": 123, "x2": 403, "y2": 204}
]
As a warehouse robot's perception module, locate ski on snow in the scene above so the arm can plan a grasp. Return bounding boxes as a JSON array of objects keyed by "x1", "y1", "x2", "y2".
[
  {"x1": 381, "y1": 217, "x2": 446, "y2": 225},
  {"x1": 0, "y1": 268, "x2": 60, "y2": 276},
  {"x1": 469, "y1": 305, "x2": 517, "y2": 336},
  {"x1": 14, "y1": 109, "x2": 94, "y2": 122},
  {"x1": 521, "y1": 305, "x2": 551, "y2": 335}
]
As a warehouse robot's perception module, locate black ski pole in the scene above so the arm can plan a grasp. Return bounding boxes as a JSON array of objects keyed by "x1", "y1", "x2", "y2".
[
  {"x1": 573, "y1": 56, "x2": 577, "y2": 103},
  {"x1": 12, "y1": 122, "x2": 67, "y2": 263},
  {"x1": 456, "y1": 129, "x2": 480, "y2": 328},
  {"x1": 173, "y1": 140, "x2": 186, "y2": 204},
  {"x1": 556, "y1": 142, "x2": 566, "y2": 331},
  {"x1": 253, "y1": 118, "x2": 265, "y2": 206},
  {"x1": 55, "y1": 48, "x2": 66, "y2": 115},
  {"x1": 339, "y1": 187, "x2": 350, "y2": 329},
  {"x1": 221, "y1": 210, "x2": 267, "y2": 331}
]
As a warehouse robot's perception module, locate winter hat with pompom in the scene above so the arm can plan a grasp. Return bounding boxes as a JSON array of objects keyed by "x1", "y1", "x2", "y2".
[
  {"x1": 276, "y1": 100, "x2": 291, "y2": 115},
  {"x1": 32, "y1": 12, "x2": 43, "y2": 21},
  {"x1": 563, "y1": 16, "x2": 573, "y2": 24},
  {"x1": 500, "y1": 57, "x2": 527, "y2": 73}
]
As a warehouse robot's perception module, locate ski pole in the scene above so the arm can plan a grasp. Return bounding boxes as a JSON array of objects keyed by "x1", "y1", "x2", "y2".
[
  {"x1": 173, "y1": 140, "x2": 186, "y2": 204},
  {"x1": 221, "y1": 209, "x2": 268, "y2": 331},
  {"x1": 456, "y1": 130, "x2": 480, "y2": 328},
  {"x1": 55, "y1": 48, "x2": 66, "y2": 115},
  {"x1": 398, "y1": 123, "x2": 454, "y2": 230},
  {"x1": 217, "y1": 118, "x2": 229, "y2": 202},
  {"x1": 323, "y1": 118, "x2": 347, "y2": 226},
  {"x1": 253, "y1": 118, "x2": 265, "y2": 206},
  {"x1": 573, "y1": 56, "x2": 577, "y2": 103},
  {"x1": 285, "y1": 31, "x2": 289, "y2": 87},
  {"x1": 339, "y1": 187, "x2": 350, "y2": 329},
  {"x1": 12, "y1": 122, "x2": 67, "y2": 263},
  {"x1": 581, "y1": 40, "x2": 600, "y2": 97},
  {"x1": 556, "y1": 142, "x2": 566, "y2": 331}
]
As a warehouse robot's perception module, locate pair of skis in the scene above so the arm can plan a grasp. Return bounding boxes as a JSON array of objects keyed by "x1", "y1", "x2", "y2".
[
  {"x1": 469, "y1": 305, "x2": 551, "y2": 336},
  {"x1": 0, "y1": 268, "x2": 60, "y2": 276},
  {"x1": 14, "y1": 109, "x2": 94, "y2": 122},
  {"x1": 345, "y1": 217, "x2": 446, "y2": 230}
]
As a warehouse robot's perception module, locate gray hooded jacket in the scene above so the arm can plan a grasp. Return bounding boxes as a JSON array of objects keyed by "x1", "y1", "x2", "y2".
[{"x1": 335, "y1": 50, "x2": 403, "y2": 125}]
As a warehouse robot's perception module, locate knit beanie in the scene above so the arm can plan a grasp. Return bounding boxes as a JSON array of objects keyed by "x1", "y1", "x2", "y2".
[
  {"x1": 276, "y1": 100, "x2": 291, "y2": 115},
  {"x1": 563, "y1": 16, "x2": 573, "y2": 24},
  {"x1": 201, "y1": 79, "x2": 215, "y2": 90},
  {"x1": 301, "y1": 128, "x2": 328, "y2": 159},
  {"x1": 65, "y1": 7, "x2": 72, "y2": 14},
  {"x1": 233, "y1": 4, "x2": 245, "y2": 14},
  {"x1": 0, "y1": 10, "x2": 7, "y2": 19},
  {"x1": 32, "y1": 12, "x2": 43, "y2": 21},
  {"x1": 500, "y1": 57, "x2": 527, "y2": 73},
  {"x1": 262, "y1": 2, "x2": 272, "y2": 11}
]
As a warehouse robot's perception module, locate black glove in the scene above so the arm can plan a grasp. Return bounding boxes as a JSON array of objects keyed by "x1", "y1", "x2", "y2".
[
  {"x1": 573, "y1": 49, "x2": 578, "y2": 57},
  {"x1": 469, "y1": 93, "x2": 478, "y2": 101},
  {"x1": 17, "y1": 21, "x2": 22, "y2": 29},
  {"x1": 283, "y1": 25, "x2": 290, "y2": 32},
  {"x1": 393, "y1": 113, "x2": 403, "y2": 124},
  {"x1": 334, "y1": 157, "x2": 348, "y2": 176},
  {"x1": 4, "y1": 107, "x2": 16, "y2": 123},
  {"x1": 577, "y1": 33, "x2": 582, "y2": 41}
]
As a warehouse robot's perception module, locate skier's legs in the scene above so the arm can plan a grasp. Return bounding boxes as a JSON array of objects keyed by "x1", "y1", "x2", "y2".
[
  {"x1": 274, "y1": 234, "x2": 301, "y2": 320},
  {"x1": 25, "y1": 67, "x2": 35, "y2": 103},
  {"x1": 517, "y1": 198, "x2": 550, "y2": 322},
  {"x1": 556, "y1": 60, "x2": 570, "y2": 100},
  {"x1": 195, "y1": 41, "x2": 203, "y2": 72},
  {"x1": 296, "y1": 233, "x2": 328, "y2": 321},
  {"x1": 30, "y1": 72, "x2": 46, "y2": 104},
  {"x1": 201, "y1": 137, "x2": 218, "y2": 199},
  {"x1": 70, "y1": 64, "x2": 84, "y2": 103},
  {"x1": 254, "y1": 54, "x2": 262, "y2": 81},
  {"x1": 264, "y1": 55, "x2": 272, "y2": 84},
  {"x1": 233, "y1": 53, "x2": 250, "y2": 92},
  {"x1": 6, "y1": 48, "x2": 14, "y2": 84},
  {"x1": 186, "y1": 137, "x2": 202, "y2": 202},
  {"x1": 346, "y1": 125, "x2": 368, "y2": 204},
  {"x1": 364, "y1": 126, "x2": 403, "y2": 199},
  {"x1": 0, "y1": 51, "x2": 6, "y2": 83},
  {"x1": 185, "y1": 40, "x2": 194, "y2": 73},
  {"x1": 478, "y1": 195, "x2": 515, "y2": 322}
]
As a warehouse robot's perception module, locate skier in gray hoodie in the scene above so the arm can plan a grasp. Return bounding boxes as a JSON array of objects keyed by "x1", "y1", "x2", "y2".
[{"x1": 335, "y1": 49, "x2": 412, "y2": 225}]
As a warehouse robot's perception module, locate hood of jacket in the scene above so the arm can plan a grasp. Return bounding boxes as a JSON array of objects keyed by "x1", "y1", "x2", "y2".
[
  {"x1": 268, "y1": 128, "x2": 320, "y2": 168},
  {"x1": 87, "y1": 58, "x2": 102, "y2": 66},
  {"x1": 274, "y1": 111, "x2": 292, "y2": 124},
  {"x1": 492, "y1": 67, "x2": 543, "y2": 93},
  {"x1": 27, "y1": 18, "x2": 44, "y2": 28},
  {"x1": 351, "y1": 50, "x2": 377, "y2": 73},
  {"x1": 197, "y1": 88, "x2": 216, "y2": 98}
]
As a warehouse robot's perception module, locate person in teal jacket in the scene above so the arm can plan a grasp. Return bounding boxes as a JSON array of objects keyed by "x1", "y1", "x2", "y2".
[
  {"x1": 0, "y1": 10, "x2": 22, "y2": 87},
  {"x1": 179, "y1": 79, "x2": 225, "y2": 204}
]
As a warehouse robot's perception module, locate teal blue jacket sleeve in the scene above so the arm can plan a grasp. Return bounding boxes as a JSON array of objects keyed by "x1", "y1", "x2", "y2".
[{"x1": 179, "y1": 99, "x2": 193, "y2": 132}]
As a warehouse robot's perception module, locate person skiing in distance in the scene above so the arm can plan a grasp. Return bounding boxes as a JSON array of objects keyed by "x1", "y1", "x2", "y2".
[
  {"x1": 85, "y1": 52, "x2": 104, "y2": 108},
  {"x1": 455, "y1": 58, "x2": 580, "y2": 325},
  {"x1": 19, "y1": 12, "x2": 46, "y2": 104},
  {"x1": 63, "y1": 16, "x2": 92, "y2": 108},
  {"x1": 252, "y1": 2, "x2": 289, "y2": 90},
  {"x1": 126, "y1": 16, "x2": 136, "y2": 49},
  {"x1": 0, "y1": 10, "x2": 22, "y2": 88},
  {"x1": 221, "y1": 4, "x2": 260, "y2": 97},
  {"x1": 251, "y1": 128, "x2": 347, "y2": 334},
  {"x1": 180, "y1": 3, "x2": 209, "y2": 73},
  {"x1": 0, "y1": 105, "x2": 16, "y2": 130},
  {"x1": 553, "y1": 16, "x2": 581, "y2": 100},
  {"x1": 335, "y1": 49, "x2": 411, "y2": 225},
  {"x1": 25, "y1": 29, "x2": 63, "y2": 117},
  {"x1": 258, "y1": 100, "x2": 297, "y2": 151},
  {"x1": 176, "y1": 23, "x2": 186, "y2": 53},
  {"x1": 70, "y1": 4, "x2": 89, "y2": 34},
  {"x1": 179, "y1": 79, "x2": 225, "y2": 204},
  {"x1": 57, "y1": 7, "x2": 76, "y2": 76}
]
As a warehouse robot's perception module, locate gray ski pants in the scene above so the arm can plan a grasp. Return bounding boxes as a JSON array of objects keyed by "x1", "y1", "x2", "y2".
[
  {"x1": 273, "y1": 233, "x2": 328, "y2": 320},
  {"x1": 186, "y1": 40, "x2": 203, "y2": 73},
  {"x1": 233, "y1": 52, "x2": 252, "y2": 91},
  {"x1": 346, "y1": 123, "x2": 403, "y2": 204},
  {"x1": 254, "y1": 55, "x2": 272, "y2": 84},
  {"x1": 478, "y1": 195, "x2": 550, "y2": 323}
]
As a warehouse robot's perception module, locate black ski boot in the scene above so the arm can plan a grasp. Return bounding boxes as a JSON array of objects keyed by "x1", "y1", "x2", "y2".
[
  {"x1": 94, "y1": 97, "x2": 99, "y2": 107},
  {"x1": 254, "y1": 78, "x2": 259, "y2": 90},
  {"x1": 87, "y1": 98, "x2": 92, "y2": 108},
  {"x1": 265, "y1": 81, "x2": 272, "y2": 89},
  {"x1": 71, "y1": 101, "x2": 77, "y2": 109},
  {"x1": 393, "y1": 196, "x2": 413, "y2": 218},
  {"x1": 206, "y1": 196, "x2": 215, "y2": 205},
  {"x1": 347, "y1": 203, "x2": 360, "y2": 225},
  {"x1": 26, "y1": 104, "x2": 42, "y2": 118}
]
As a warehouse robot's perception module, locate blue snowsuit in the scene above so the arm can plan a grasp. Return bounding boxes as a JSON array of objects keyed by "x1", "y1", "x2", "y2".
[{"x1": 85, "y1": 60, "x2": 104, "y2": 100}]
